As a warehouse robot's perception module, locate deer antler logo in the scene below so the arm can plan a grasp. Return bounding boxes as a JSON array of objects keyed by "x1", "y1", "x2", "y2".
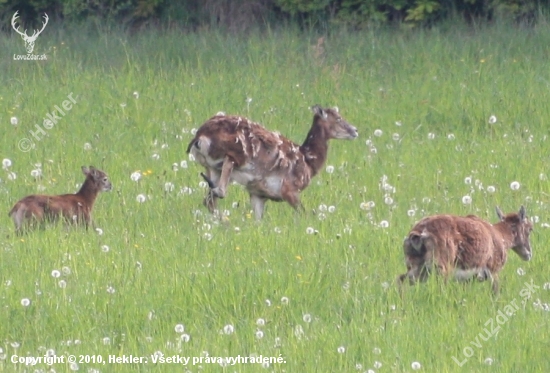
[{"x1": 11, "y1": 11, "x2": 48, "y2": 54}]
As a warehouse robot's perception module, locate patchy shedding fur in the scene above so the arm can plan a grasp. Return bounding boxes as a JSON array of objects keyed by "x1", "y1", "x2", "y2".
[
  {"x1": 186, "y1": 105, "x2": 358, "y2": 219},
  {"x1": 398, "y1": 206, "x2": 533, "y2": 293},
  {"x1": 9, "y1": 166, "x2": 112, "y2": 234}
]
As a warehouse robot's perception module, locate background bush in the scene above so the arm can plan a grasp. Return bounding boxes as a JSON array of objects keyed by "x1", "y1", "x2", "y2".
[{"x1": 1, "y1": 0, "x2": 549, "y2": 32}]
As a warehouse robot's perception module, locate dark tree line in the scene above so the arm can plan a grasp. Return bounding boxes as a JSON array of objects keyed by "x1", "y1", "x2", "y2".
[{"x1": 1, "y1": 0, "x2": 549, "y2": 31}]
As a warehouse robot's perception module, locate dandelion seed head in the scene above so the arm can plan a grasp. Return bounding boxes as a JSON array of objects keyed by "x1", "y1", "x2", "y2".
[
  {"x1": 464, "y1": 176, "x2": 472, "y2": 184},
  {"x1": 130, "y1": 172, "x2": 141, "y2": 182},
  {"x1": 21, "y1": 298, "x2": 30, "y2": 307},
  {"x1": 428, "y1": 133, "x2": 435, "y2": 140},
  {"x1": 101, "y1": 245, "x2": 110, "y2": 253},
  {"x1": 484, "y1": 357, "x2": 493, "y2": 365},
  {"x1": 174, "y1": 324, "x2": 185, "y2": 333},
  {"x1": 51, "y1": 270, "x2": 61, "y2": 278},
  {"x1": 106, "y1": 286, "x2": 115, "y2": 294},
  {"x1": 151, "y1": 153, "x2": 160, "y2": 160},
  {"x1": 411, "y1": 361, "x2": 422, "y2": 370},
  {"x1": 255, "y1": 330, "x2": 264, "y2": 339},
  {"x1": 181, "y1": 333, "x2": 190, "y2": 342},
  {"x1": 337, "y1": 346, "x2": 346, "y2": 354},
  {"x1": 281, "y1": 296, "x2": 290, "y2": 305},
  {"x1": 303, "y1": 313, "x2": 312, "y2": 323},
  {"x1": 510, "y1": 181, "x2": 520, "y2": 190},
  {"x1": 517, "y1": 268, "x2": 525, "y2": 276},
  {"x1": 489, "y1": 115, "x2": 497, "y2": 124},
  {"x1": 10, "y1": 117, "x2": 18, "y2": 126},
  {"x1": 374, "y1": 129, "x2": 383, "y2": 137},
  {"x1": 328, "y1": 205, "x2": 336, "y2": 213},
  {"x1": 133, "y1": 91, "x2": 139, "y2": 99},
  {"x1": 487, "y1": 185, "x2": 496, "y2": 193},
  {"x1": 83, "y1": 142, "x2": 92, "y2": 150},
  {"x1": 373, "y1": 347, "x2": 381, "y2": 354},
  {"x1": 379, "y1": 220, "x2": 389, "y2": 228},
  {"x1": 306, "y1": 227, "x2": 315, "y2": 235},
  {"x1": 462, "y1": 195, "x2": 472, "y2": 205},
  {"x1": 325, "y1": 165, "x2": 334, "y2": 174},
  {"x1": 407, "y1": 209, "x2": 416, "y2": 217},
  {"x1": 164, "y1": 182, "x2": 175, "y2": 192},
  {"x1": 58, "y1": 280, "x2": 67, "y2": 288},
  {"x1": 95, "y1": 227, "x2": 104, "y2": 235},
  {"x1": 136, "y1": 194, "x2": 146, "y2": 203},
  {"x1": 384, "y1": 196, "x2": 394, "y2": 205},
  {"x1": 30, "y1": 169, "x2": 42, "y2": 178},
  {"x1": 2, "y1": 159, "x2": 12, "y2": 169},
  {"x1": 374, "y1": 361, "x2": 382, "y2": 369},
  {"x1": 447, "y1": 133, "x2": 455, "y2": 140},
  {"x1": 223, "y1": 324, "x2": 235, "y2": 335}
]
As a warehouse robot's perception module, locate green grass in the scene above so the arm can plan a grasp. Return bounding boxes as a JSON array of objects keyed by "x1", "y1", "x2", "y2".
[{"x1": 1, "y1": 20, "x2": 550, "y2": 372}]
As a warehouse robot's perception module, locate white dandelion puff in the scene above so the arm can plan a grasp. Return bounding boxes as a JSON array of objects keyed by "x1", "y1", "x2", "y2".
[
  {"x1": 488, "y1": 115, "x2": 497, "y2": 124},
  {"x1": 462, "y1": 195, "x2": 472, "y2": 205},
  {"x1": 374, "y1": 361, "x2": 382, "y2": 369},
  {"x1": 7, "y1": 172, "x2": 16, "y2": 181},
  {"x1": 133, "y1": 91, "x2": 139, "y2": 99},
  {"x1": 487, "y1": 185, "x2": 496, "y2": 193},
  {"x1": 95, "y1": 227, "x2": 104, "y2": 235},
  {"x1": 136, "y1": 194, "x2": 146, "y2": 203},
  {"x1": 21, "y1": 298, "x2": 31, "y2": 307},
  {"x1": 2, "y1": 159, "x2": 12, "y2": 169},
  {"x1": 517, "y1": 268, "x2": 525, "y2": 276},
  {"x1": 10, "y1": 117, "x2": 18, "y2": 126},
  {"x1": 83, "y1": 142, "x2": 92, "y2": 150},
  {"x1": 281, "y1": 296, "x2": 289, "y2": 305},
  {"x1": 374, "y1": 129, "x2": 383, "y2": 137},
  {"x1": 302, "y1": 314, "x2": 312, "y2": 323},
  {"x1": 106, "y1": 286, "x2": 115, "y2": 294},
  {"x1": 510, "y1": 181, "x2": 520, "y2": 190},
  {"x1": 407, "y1": 209, "x2": 416, "y2": 217},
  {"x1": 325, "y1": 165, "x2": 334, "y2": 174},
  {"x1": 392, "y1": 133, "x2": 400, "y2": 141},
  {"x1": 130, "y1": 172, "x2": 141, "y2": 182},
  {"x1": 30, "y1": 169, "x2": 42, "y2": 178},
  {"x1": 384, "y1": 196, "x2": 394, "y2": 205},
  {"x1": 223, "y1": 324, "x2": 235, "y2": 335},
  {"x1": 373, "y1": 347, "x2": 381, "y2": 354},
  {"x1": 51, "y1": 270, "x2": 61, "y2": 278},
  {"x1": 101, "y1": 245, "x2": 110, "y2": 253},
  {"x1": 265, "y1": 299, "x2": 272, "y2": 307},
  {"x1": 180, "y1": 160, "x2": 188, "y2": 169},
  {"x1": 164, "y1": 182, "x2": 175, "y2": 192},
  {"x1": 337, "y1": 346, "x2": 346, "y2": 354},
  {"x1": 255, "y1": 330, "x2": 264, "y2": 339},
  {"x1": 379, "y1": 220, "x2": 389, "y2": 228},
  {"x1": 484, "y1": 357, "x2": 494, "y2": 365},
  {"x1": 151, "y1": 153, "x2": 160, "y2": 160},
  {"x1": 319, "y1": 204, "x2": 327, "y2": 212},
  {"x1": 447, "y1": 133, "x2": 455, "y2": 140},
  {"x1": 306, "y1": 227, "x2": 315, "y2": 235},
  {"x1": 180, "y1": 333, "x2": 190, "y2": 342},
  {"x1": 411, "y1": 362, "x2": 422, "y2": 370},
  {"x1": 174, "y1": 324, "x2": 185, "y2": 333},
  {"x1": 256, "y1": 318, "x2": 266, "y2": 327},
  {"x1": 328, "y1": 205, "x2": 336, "y2": 213},
  {"x1": 428, "y1": 132, "x2": 435, "y2": 140},
  {"x1": 464, "y1": 176, "x2": 472, "y2": 184},
  {"x1": 102, "y1": 337, "x2": 111, "y2": 345}
]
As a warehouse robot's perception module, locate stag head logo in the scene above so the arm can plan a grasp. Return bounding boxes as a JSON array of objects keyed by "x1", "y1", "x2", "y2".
[{"x1": 12, "y1": 11, "x2": 48, "y2": 54}]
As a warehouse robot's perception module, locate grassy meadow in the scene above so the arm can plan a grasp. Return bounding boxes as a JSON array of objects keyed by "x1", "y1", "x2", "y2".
[{"x1": 1, "y1": 20, "x2": 550, "y2": 372}]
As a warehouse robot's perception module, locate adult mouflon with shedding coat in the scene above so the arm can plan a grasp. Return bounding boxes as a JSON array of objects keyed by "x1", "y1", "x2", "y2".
[{"x1": 187, "y1": 105, "x2": 358, "y2": 220}]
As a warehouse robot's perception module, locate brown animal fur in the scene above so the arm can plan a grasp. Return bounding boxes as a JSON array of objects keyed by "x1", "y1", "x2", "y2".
[
  {"x1": 186, "y1": 105, "x2": 358, "y2": 219},
  {"x1": 398, "y1": 206, "x2": 533, "y2": 293},
  {"x1": 8, "y1": 166, "x2": 112, "y2": 234}
]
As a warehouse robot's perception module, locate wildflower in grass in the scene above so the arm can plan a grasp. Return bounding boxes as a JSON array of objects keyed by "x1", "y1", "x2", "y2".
[
  {"x1": 130, "y1": 171, "x2": 141, "y2": 182},
  {"x1": 51, "y1": 270, "x2": 61, "y2": 278},
  {"x1": 392, "y1": 133, "x2": 400, "y2": 141},
  {"x1": 487, "y1": 185, "x2": 496, "y2": 193},
  {"x1": 188, "y1": 153, "x2": 195, "y2": 161},
  {"x1": 5, "y1": 171, "x2": 15, "y2": 180},
  {"x1": 265, "y1": 299, "x2": 272, "y2": 306},
  {"x1": 532, "y1": 216, "x2": 540, "y2": 223},
  {"x1": 428, "y1": 133, "x2": 435, "y2": 139},
  {"x1": 384, "y1": 196, "x2": 393, "y2": 205},
  {"x1": 10, "y1": 342, "x2": 20, "y2": 348},
  {"x1": 539, "y1": 173, "x2": 547, "y2": 181},
  {"x1": 199, "y1": 181, "x2": 208, "y2": 188},
  {"x1": 164, "y1": 182, "x2": 175, "y2": 192},
  {"x1": 172, "y1": 163, "x2": 178, "y2": 171},
  {"x1": 181, "y1": 333, "x2": 190, "y2": 342},
  {"x1": 319, "y1": 204, "x2": 327, "y2": 212},
  {"x1": 83, "y1": 142, "x2": 92, "y2": 150},
  {"x1": 374, "y1": 361, "x2": 382, "y2": 368},
  {"x1": 488, "y1": 115, "x2": 497, "y2": 124},
  {"x1": 101, "y1": 245, "x2": 109, "y2": 253},
  {"x1": 303, "y1": 314, "x2": 312, "y2": 323},
  {"x1": 21, "y1": 298, "x2": 30, "y2": 307},
  {"x1": 306, "y1": 227, "x2": 315, "y2": 234},
  {"x1": 95, "y1": 227, "x2": 104, "y2": 235},
  {"x1": 58, "y1": 280, "x2": 67, "y2": 288},
  {"x1": 136, "y1": 194, "x2": 146, "y2": 203},
  {"x1": 544, "y1": 283, "x2": 550, "y2": 290},
  {"x1": 152, "y1": 153, "x2": 160, "y2": 160},
  {"x1": 373, "y1": 347, "x2": 381, "y2": 354},
  {"x1": 69, "y1": 362, "x2": 79, "y2": 371},
  {"x1": 407, "y1": 209, "x2": 416, "y2": 217},
  {"x1": 281, "y1": 296, "x2": 289, "y2": 305},
  {"x1": 223, "y1": 324, "x2": 235, "y2": 335},
  {"x1": 174, "y1": 324, "x2": 185, "y2": 333},
  {"x1": 30, "y1": 169, "x2": 41, "y2": 178},
  {"x1": 360, "y1": 201, "x2": 375, "y2": 210},
  {"x1": 62, "y1": 266, "x2": 71, "y2": 275},
  {"x1": 318, "y1": 212, "x2": 326, "y2": 221},
  {"x1": 411, "y1": 361, "x2": 422, "y2": 370},
  {"x1": 462, "y1": 195, "x2": 472, "y2": 205},
  {"x1": 379, "y1": 220, "x2": 389, "y2": 228},
  {"x1": 510, "y1": 181, "x2": 520, "y2": 190},
  {"x1": 355, "y1": 363, "x2": 363, "y2": 370},
  {"x1": 517, "y1": 268, "x2": 525, "y2": 276},
  {"x1": 274, "y1": 227, "x2": 281, "y2": 234},
  {"x1": 255, "y1": 330, "x2": 264, "y2": 339},
  {"x1": 325, "y1": 165, "x2": 334, "y2": 174},
  {"x1": 374, "y1": 129, "x2": 383, "y2": 137},
  {"x1": 106, "y1": 286, "x2": 115, "y2": 294},
  {"x1": 2, "y1": 159, "x2": 11, "y2": 169},
  {"x1": 484, "y1": 357, "x2": 494, "y2": 365},
  {"x1": 464, "y1": 176, "x2": 472, "y2": 184},
  {"x1": 133, "y1": 91, "x2": 139, "y2": 99},
  {"x1": 328, "y1": 205, "x2": 335, "y2": 213},
  {"x1": 447, "y1": 133, "x2": 455, "y2": 140},
  {"x1": 337, "y1": 346, "x2": 346, "y2": 353},
  {"x1": 256, "y1": 318, "x2": 266, "y2": 326},
  {"x1": 10, "y1": 117, "x2": 18, "y2": 126}
]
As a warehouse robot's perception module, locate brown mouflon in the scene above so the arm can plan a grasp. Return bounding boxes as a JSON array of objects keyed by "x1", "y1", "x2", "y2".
[
  {"x1": 9, "y1": 166, "x2": 112, "y2": 234},
  {"x1": 398, "y1": 206, "x2": 533, "y2": 293},
  {"x1": 186, "y1": 105, "x2": 358, "y2": 220}
]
